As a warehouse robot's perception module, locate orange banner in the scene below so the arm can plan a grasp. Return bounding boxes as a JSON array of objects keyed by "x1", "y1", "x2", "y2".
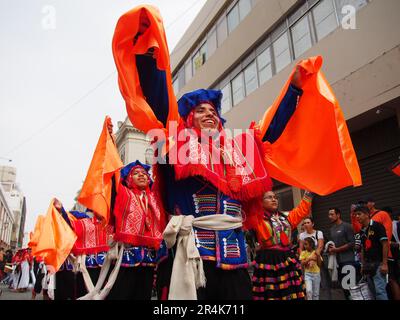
[
  {"x1": 34, "y1": 200, "x2": 77, "y2": 273},
  {"x1": 257, "y1": 56, "x2": 362, "y2": 195},
  {"x1": 78, "y1": 116, "x2": 123, "y2": 224},
  {"x1": 112, "y1": 5, "x2": 179, "y2": 134}
]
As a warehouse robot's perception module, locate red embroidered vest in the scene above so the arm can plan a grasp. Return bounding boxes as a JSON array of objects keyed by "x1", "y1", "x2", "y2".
[
  {"x1": 70, "y1": 217, "x2": 113, "y2": 255},
  {"x1": 113, "y1": 183, "x2": 165, "y2": 249}
]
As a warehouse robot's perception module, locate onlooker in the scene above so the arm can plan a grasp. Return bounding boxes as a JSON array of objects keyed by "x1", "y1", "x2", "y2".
[
  {"x1": 350, "y1": 204, "x2": 362, "y2": 233},
  {"x1": 389, "y1": 211, "x2": 400, "y2": 300},
  {"x1": 0, "y1": 247, "x2": 4, "y2": 279},
  {"x1": 299, "y1": 217, "x2": 324, "y2": 255},
  {"x1": 300, "y1": 237, "x2": 321, "y2": 300},
  {"x1": 328, "y1": 207, "x2": 355, "y2": 299},
  {"x1": 364, "y1": 198, "x2": 399, "y2": 300},
  {"x1": 355, "y1": 205, "x2": 389, "y2": 300}
]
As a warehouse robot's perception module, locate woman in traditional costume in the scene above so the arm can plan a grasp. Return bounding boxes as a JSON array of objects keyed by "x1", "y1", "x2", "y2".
[{"x1": 248, "y1": 190, "x2": 314, "y2": 300}]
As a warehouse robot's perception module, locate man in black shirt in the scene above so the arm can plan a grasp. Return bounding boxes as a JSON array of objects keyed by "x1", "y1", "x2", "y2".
[{"x1": 355, "y1": 205, "x2": 389, "y2": 300}]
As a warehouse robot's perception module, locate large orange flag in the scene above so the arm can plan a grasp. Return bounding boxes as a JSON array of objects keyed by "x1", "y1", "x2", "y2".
[
  {"x1": 112, "y1": 5, "x2": 179, "y2": 134},
  {"x1": 78, "y1": 116, "x2": 123, "y2": 224},
  {"x1": 28, "y1": 215, "x2": 45, "y2": 256},
  {"x1": 257, "y1": 56, "x2": 361, "y2": 195},
  {"x1": 34, "y1": 200, "x2": 77, "y2": 273}
]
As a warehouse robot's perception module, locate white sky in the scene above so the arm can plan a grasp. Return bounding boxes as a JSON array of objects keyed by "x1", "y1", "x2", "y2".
[{"x1": 0, "y1": 0, "x2": 206, "y2": 233}]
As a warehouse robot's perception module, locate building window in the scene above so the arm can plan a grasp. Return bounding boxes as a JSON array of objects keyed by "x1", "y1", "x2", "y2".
[
  {"x1": 207, "y1": 27, "x2": 217, "y2": 58},
  {"x1": 178, "y1": 66, "x2": 185, "y2": 90},
  {"x1": 227, "y1": 3, "x2": 240, "y2": 34},
  {"x1": 291, "y1": 15, "x2": 312, "y2": 58},
  {"x1": 172, "y1": 78, "x2": 179, "y2": 95},
  {"x1": 273, "y1": 32, "x2": 291, "y2": 73},
  {"x1": 192, "y1": 42, "x2": 207, "y2": 75},
  {"x1": 184, "y1": 59, "x2": 192, "y2": 84},
  {"x1": 231, "y1": 72, "x2": 245, "y2": 106},
  {"x1": 313, "y1": 0, "x2": 338, "y2": 41},
  {"x1": 257, "y1": 47, "x2": 272, "y2": 86},
  {"x1": 244, "y1": 61, "x2": 258, "y2": 96},
  {"x1": 239, "y1": 0, "x2": 252, "y2": 20},
  {"x1": 221, "y1": 82, "x2": 232, "y2": 114},
  {"x1": 216, "y1": 16, "x2": 228, "y2": 46}
]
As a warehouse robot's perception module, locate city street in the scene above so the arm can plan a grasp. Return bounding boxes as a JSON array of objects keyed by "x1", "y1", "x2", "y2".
[{"x1": 0, "y1": 284, "x2": 32, "y2": 300}]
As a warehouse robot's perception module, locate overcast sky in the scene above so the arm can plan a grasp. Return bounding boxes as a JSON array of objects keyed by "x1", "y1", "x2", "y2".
[{"x1": 0, "y1": 0, "x2": 206, "y2": 234}]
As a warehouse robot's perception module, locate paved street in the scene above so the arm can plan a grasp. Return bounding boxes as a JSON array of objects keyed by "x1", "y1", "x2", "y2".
[{"x1": 0, "y1": 284, "x2": 32, "y2": 300}]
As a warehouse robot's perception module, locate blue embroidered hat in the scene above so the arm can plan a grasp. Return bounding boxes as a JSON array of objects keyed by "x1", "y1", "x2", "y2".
[
  {"x1": 120, "y1": 160, "x2": 151, "y2": 181},
  {"x1": 177, "y1": 89, "x2": 226, "y2": 125}
]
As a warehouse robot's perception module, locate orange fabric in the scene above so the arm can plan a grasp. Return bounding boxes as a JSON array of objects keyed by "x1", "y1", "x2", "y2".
[
  {"x1": 28, "y1": 215, "x2": 45, "y2": 256},
  {"x1": 78, "y1": 116, "x2": 123, "y2": 224},
  {"x1": 257, "y1": 56, "x2": 361, "y2": 195},
  {"x1": 287, "y1": 198, "x2": 312, "y2": 229},
  {"x1": 34, "y1": 200, "x2": 77, "y2": 273},
  {"x1": 112, "y1": 5, "x2": 179, "y2": 134},
  {"x1": 392, "y1": 161, "x2": 400, "y2": 177}
]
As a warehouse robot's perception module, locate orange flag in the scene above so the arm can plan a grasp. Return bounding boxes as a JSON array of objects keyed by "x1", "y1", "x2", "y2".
[
  {"x1": 34, "y1": 200, "x2": 77, "y2": 273},
  {"x1": 257, "y1": 56, "x2": 361, "y2": 195},
  {"x1": 78, "y1": 116, "x2": 123, "y2": 224},
  {"x1": 112, "y1": 5, "x2": 179, "y2": 134},
  {"x1": 391, "y1": 159, "x2": 400, "y2": 177},
  {"x1": 28, "y1": 215, "x2": 45, "y2": 256}
]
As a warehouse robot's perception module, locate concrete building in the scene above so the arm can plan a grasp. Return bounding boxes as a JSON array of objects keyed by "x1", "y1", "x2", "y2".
[
  {"x1": 170, "y1": 0, "x2": 400, "y2": 234},
  {"x1": 0, "y1": 183, "x2": 14, "y2": 249},
  {"x1": 0, "y1": 166, "x2": 27, "y2": 249},
  {"x1": 115, "y1": 118, "x2": 152, "y2": 165}
]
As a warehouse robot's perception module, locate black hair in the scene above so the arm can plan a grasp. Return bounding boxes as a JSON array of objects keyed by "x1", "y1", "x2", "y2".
[
  {"x1": 304, "y1": 237, "x2": 316, "y2": 250},
  {"x1": 303, "y1": 216, "x2": 314, "y2": 223},
  {"x1": 354, "y1": 205, "x2": 370, "y2": 215},
  {"x1": 382, "y1": 207, "x2": 393, "y2": 215},
  {"x1": 329, "y1": 207, "x2": 341, "y2": 216}
]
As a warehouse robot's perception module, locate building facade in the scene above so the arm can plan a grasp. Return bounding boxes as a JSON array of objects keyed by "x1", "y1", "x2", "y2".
[
  {"x1": 170, "y1": 0, "x2": 400, "y2": 235},
  {"x1": 0, "y1": 166, "x2": 27, "y2": 249},
  {"x1": 0, "y1": 183, "x2": 14, "y2": 249},
  {"x1": 115, "y1": 118, "x2": 152, "y2": 165}
]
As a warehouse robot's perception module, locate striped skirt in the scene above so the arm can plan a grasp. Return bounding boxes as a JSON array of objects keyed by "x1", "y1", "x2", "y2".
[{"x1": 252, "y1": 249, "x2": 305, "y2": 300}]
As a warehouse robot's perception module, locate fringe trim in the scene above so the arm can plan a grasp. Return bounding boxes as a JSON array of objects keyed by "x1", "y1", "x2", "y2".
[
  {"x1": 252, "y1": 279, "x2": 303, "y2": 292},
  {"x1": 253, "y1": 257, "x2": 299, "y2": 271},
  {"x1": 253, "y1": 291, "x2": 305, "y2": 300},
  {"x1": 174, "y1": 163, "x2": 271, "y2": 201},
  {"x1": 252, "y1": 270, "x2": 301, "y2": 284},
  {"x1": 113, "y1": 233, "x2": 162, "y2": 250},
  {"x1": 71, "y1": 246, "x2": 110, "y2": 256}
]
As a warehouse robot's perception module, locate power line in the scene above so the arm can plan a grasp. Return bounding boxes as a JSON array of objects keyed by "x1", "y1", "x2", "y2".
[
  {"x1": 5, "y1": 3, "x2": 207, "y2": 156},
  {"x1": 6, "y1": 71, "x2": 116, "y2": 156}
]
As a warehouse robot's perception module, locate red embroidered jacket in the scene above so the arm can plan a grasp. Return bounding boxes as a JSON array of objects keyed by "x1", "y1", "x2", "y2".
[
  {"x1": 113, "y1": 183, "x2": 165, "y2": 249},
  {"x1": 70, "y1": 217, "x2": 113, "y2": 255}
]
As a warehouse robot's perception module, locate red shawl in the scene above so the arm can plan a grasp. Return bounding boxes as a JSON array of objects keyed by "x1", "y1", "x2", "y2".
[
  {"x1": 170, "y1": 124, "x2": 272, "y2": 201},
  {"x1": 113, "y1": 183, "x2": 165, "y2": 249},
  {"x1": 70, "y1": 217, "x2": 113, "y2": 255}
]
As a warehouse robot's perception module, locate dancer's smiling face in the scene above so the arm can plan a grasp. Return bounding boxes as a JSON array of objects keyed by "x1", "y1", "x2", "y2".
[{"x1": 192, "y1": 103, "x2": 220, "y2": 132}]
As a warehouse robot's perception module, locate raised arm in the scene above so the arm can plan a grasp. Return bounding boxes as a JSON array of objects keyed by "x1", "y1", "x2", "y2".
[
  {"x1": 112, "y1": 6, "x2": 179, "y2": 134},
  {"x1": 287, "y1": 191, "x2": 313, "y2": 229}
]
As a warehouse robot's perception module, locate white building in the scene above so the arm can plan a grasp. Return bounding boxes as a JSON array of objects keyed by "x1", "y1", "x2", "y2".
[
  {"x1": 0, "y1": 166, "x2": 27, "y2": 249},
  {"x1": 0, "y1": 183, "x2": 14, "y2": 249}
]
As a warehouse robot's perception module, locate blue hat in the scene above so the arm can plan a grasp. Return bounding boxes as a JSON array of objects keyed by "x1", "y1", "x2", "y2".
[
  {"x1": 177, "y1": 89, "x2": 226, "y2": 125},
  {"x1": 120, "y1": 160, "x2": 151, "y2": 182}
]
